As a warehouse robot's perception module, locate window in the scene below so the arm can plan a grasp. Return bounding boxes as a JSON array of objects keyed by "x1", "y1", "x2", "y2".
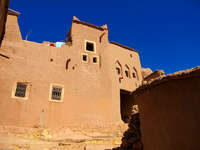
[
  {"x1": 82, "y1": 54, "x2": 88, "y2": 62},
  {"x1": 125, "y1": 70, "x2": 130, "y2": 78},
  {"x1": 93, "y1": 56, "x2": 99, "y2": 64},
  {"x1": 50, "y1": 84, "x2": 64, "y2": 102},
  {"x1": 52, "y1": 87, "x2": 62, "y2": 100},
  {"x1": 133, "y1": 67, "x2": 139, "y2": 80},
  {"x1": 125, "y1": 64, "x2": 130, "y2": 78},
  {"x1": 15, "y1": 82, "x2": 27, "y2": 98},
  {"x1": 12, "y1": 82, "x2": 30, "y2": 100},
  {"x1": 86, "y1": 42, "x2": 94, "y2": 51},
  {"x1": 116, "y1": 67, "x2": 121, "y2": 75},
  {"x1": 93, "y1": 57, "x2": 97, "y2": 63},
  {"x1": 132, "y1": 72, "x2": 136, "y2": 78},
  {"x1": 85, "y1": 40, "x2": 96, "y2": 53},
  {"x1": 115, "y1": 60, "x2": 123, "y2": 83}
]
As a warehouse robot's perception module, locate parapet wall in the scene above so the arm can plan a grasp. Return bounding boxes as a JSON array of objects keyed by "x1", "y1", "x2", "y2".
[{"x1": 133, "y1": 66, "x2": 200, "y2": 150}]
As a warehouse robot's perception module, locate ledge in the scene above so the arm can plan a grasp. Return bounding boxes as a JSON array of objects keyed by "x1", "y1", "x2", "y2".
[
  {"x1": 110, "y1": 41, "x2": 138, "y2": 53},
  {"x1": 8, "y1": 8, "x2": 20, "y2": 16}
]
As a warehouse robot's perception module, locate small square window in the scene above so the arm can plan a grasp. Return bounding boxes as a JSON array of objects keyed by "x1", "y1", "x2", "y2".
[
  {"x1": 15, "y1": 82, "x2": 27, "y2": 98},
  {"x1": 82, "y1": 54, "x2": 88, "y2": 62},
  {"x1": 93, "y1": 56, "x2": 99, "y2": 64},
  {"x1": 51, "y1": 87, "x2": 62, "y2": 100},
  {"x1": 93, "y1": 57, "x2": 97, "y2": 63},
  {"x1": 86, "y1": 42, "x2": 94, "y2": 52}
]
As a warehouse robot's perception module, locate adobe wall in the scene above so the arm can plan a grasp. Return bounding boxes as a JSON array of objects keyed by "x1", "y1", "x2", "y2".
[
  {"x1": 0, "y1": 15, "x2": 143, "y2": 128},
  {"x1": 0, "y1": 37, "x2": 113, "y2": 128},
  {"x1": 0, "y1": 0, "x2": 9, "y2": 46},
  {"x1": 133, "y1": 67, "x2": 200, "y2": 150},
  {"x1": 107, "y1": 42, "x2": 142, "y2": 122}
]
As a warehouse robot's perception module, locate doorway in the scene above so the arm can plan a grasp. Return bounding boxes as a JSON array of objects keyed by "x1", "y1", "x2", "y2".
[{"x1": 120, "y1": 89, "x2": 134, "y2": 123}]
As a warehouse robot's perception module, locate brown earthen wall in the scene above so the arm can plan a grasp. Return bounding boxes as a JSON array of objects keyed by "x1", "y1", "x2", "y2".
[
  {"x1": 0, "y1": 0, "x2": 9, "y2": 46},
  {"x1": 134, "y1": 69, "x2": 200, "y2": 150},
  {"x1": 0, "y1": 14, "x2": 143, "y2": 128}
]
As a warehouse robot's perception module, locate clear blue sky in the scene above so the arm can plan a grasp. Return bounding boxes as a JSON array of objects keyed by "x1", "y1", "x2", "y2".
[{"x1": 10, "y1": 0, "x2": 200, "y2": 74}]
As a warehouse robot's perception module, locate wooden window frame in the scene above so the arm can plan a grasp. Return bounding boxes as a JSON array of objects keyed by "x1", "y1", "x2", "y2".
[
  {"x1": 12, "y1": 82, "x2": 30, "y2": 100},
  {"x1": 49, "y1": 84, "x2": 64, "y2": 102}
]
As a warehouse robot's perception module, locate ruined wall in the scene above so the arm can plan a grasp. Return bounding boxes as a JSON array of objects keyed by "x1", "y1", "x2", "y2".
[
  {"x1": 0, "y1": 0, "x2": 9, "y2": 46},
  {"x1": 143, "y1": 70, "x2": 164, "y2": 82},
  {"x1": 133, "y1": 67, "x2": 200, "y2": 150}
]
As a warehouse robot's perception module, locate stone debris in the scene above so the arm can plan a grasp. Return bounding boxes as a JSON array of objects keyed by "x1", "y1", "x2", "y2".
[
  {"x1": 141, "y1": 68, "x2": 152, "y2": 79},
  {"x1": 119, "y1": 113, "x2": 143, "y2": 150}
]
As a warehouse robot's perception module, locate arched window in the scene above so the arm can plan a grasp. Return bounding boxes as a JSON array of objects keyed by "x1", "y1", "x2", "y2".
[
  {"x1": 115, "y1": 60, "x2": 122, "y2": 75},
  {"x1": 125, "y1": 64, "x2": 130, "y2": 78},
  {"x1": 133, "y1": 67, "x2": 139, "y2": 80},
  {"x1": 115, "y1": 60, "x2": 123, "y2": 83}
]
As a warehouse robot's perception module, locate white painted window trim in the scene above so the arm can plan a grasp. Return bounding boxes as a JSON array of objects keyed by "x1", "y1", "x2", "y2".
[{"x1": 84, "y1": 40, "x2": 96, "y2": 53}]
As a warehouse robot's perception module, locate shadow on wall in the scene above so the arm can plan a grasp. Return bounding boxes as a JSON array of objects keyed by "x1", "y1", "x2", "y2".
[
  {"x1": 133, "y1": 66, "x2": 200, "y2": 150},
  {"x1": 120, "y1": 89, "x2": 135, "y2": 123}
]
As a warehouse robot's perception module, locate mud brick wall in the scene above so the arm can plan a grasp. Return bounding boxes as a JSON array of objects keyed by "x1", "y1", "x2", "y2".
[
  {"x1": 0, "y1": 0, "x2": 9, "y2": 47},
  {"x1": 133, "y1": 67, "x2": 200, "y2": 150}
]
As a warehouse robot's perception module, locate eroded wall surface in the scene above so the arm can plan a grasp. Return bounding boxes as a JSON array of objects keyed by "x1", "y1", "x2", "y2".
[{"x1": 134, "y1": 67, "x2": 200, "y2": 150}]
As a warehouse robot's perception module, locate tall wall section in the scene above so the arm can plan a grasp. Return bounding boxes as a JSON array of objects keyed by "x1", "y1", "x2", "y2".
[{"x1": 0, "y1": 0, "x2": 9, "y2": 46}]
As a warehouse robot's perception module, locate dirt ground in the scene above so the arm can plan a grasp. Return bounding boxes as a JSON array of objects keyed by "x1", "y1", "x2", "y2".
[{"x1": 0, "y1": 124, "x2": 127, "y2": 150}]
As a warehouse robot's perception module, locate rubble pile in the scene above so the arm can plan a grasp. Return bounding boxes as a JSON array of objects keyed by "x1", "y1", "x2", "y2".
[{"x1": 120, "y1": 113, "x2": 143, "y2": 150}]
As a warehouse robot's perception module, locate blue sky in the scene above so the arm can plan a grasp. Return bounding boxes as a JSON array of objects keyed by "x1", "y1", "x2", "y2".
[{"x1": 10, "y1": 0, "x2": 200, "y2": 74}]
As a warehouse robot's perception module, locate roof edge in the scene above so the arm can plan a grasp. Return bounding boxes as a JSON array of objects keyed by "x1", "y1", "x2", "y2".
[
  {"x1": 72, "y1": 17, "x2": 107, "y2": 31},
  {"x1": 8, "y1": 8, "x2": 20, "y2": 16},
  {"x1": 110, "y1": 41, "x2": 138, "y2": 53}
]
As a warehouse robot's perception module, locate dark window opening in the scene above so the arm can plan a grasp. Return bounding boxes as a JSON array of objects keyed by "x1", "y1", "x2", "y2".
[
  {"x1": 133, "y1": 67, "x2": 139, "y2": 81},
  {"x1": 93, "y1": 57, "x2": 97, "y2": 63},
  {"x1": 125, "y1": 70, "x2": 130, "y2": 78},
  {"x1": 82, "y1": 55, "x2": 87, "y2": 62},
  {"x1": 86, "y1": 42, "x2": 94, "y2": 52},
  {"x1": 15, "y1": 83, "x2": 27, "y2": 98},
  {"x1": 51, "y1": 87, "x2": 62, "y2": 100},
  {"x1": 116, "y1": 67, "x2": 121, "y2": 75},
  {"x1": 132, "y1": 72, "x2": 136, "y2": 78},
  {"x1": 66, "y1": 59, "x2": 71, "y2": 70}
]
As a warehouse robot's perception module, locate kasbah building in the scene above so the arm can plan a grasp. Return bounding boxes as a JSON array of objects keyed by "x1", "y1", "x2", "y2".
[{"x1": 0, "y1": 9, "x2": 143, "y2": 128}]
